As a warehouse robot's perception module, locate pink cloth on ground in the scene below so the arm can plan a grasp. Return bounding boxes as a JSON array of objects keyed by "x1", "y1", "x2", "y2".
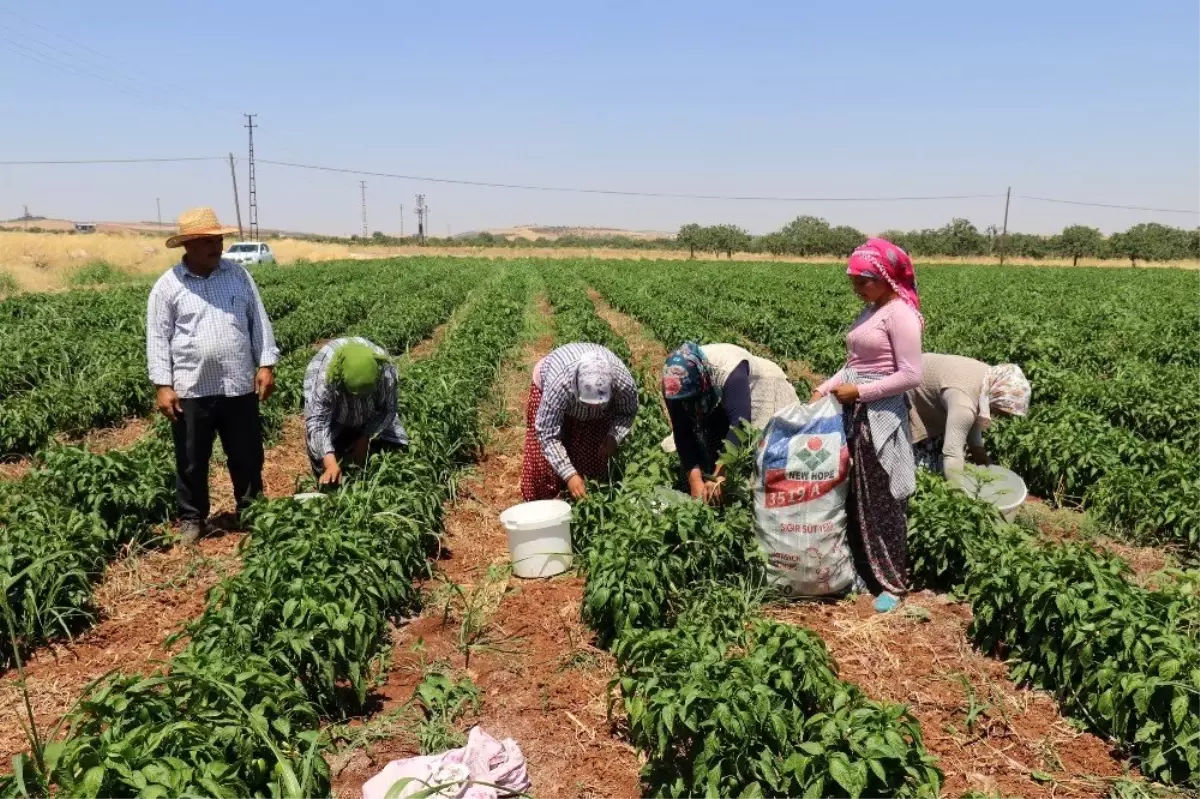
[
  {"x1": 817, "y1": 299, "x2": 923, "y2": 403},
  {"x1": 362, "y1": 727, "x2": 531, "y2": 799}
]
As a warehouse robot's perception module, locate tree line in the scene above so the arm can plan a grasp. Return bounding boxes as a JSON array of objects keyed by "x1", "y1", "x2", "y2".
[
  {"x1": 288, "y1": 217, "x2": 1200, "y2": 266},
  {"x1": 676, "y1": 217, "x2": 1200, "y2": 265}
]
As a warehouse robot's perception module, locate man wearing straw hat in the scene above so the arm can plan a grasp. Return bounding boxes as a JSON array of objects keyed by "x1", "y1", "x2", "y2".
[{"x1": 146, "y1": 207, "x2": 279, "y2": 546}]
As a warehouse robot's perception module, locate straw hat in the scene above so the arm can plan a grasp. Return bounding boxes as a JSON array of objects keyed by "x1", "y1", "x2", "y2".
[{"x1": 166, "y1": 207, "x2": 239, "y2": 248}]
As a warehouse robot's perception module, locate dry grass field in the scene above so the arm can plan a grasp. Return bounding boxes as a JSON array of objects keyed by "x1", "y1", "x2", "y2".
[{"x1": 1, "y1": 230, "x2": 1193, "y2": 295}]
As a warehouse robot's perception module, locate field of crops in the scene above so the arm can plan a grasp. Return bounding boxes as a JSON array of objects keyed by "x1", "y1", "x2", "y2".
[{"x1": 0, "y1": 255, "x2": 1196, "y2": 798}]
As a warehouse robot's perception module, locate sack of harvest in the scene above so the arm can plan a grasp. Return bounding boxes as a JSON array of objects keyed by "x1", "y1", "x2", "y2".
[{"x1": 753, "y1": 395, "x2": 856, "y2": 596}]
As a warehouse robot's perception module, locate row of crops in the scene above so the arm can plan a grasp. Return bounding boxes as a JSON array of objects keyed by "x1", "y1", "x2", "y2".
[
  {"x1": 0, "y1": 260, "x2": 486, "y2": 456},
  {"x1": 1, "y1": 263, "x2": 531, "y2": 797},
  {"x1": 543, "y1": 270, "x2": 1198, "y2": 792},
  {"x1": 1, "y1": 255, "x2": 1195, "y2": 795},
  {"x1": 0, "y1": 260, "x2": 481, "y2": 671},
  {"x1": 539, "y1": 272, "x2": 945, "y2": 798},
  {"x1": 580, "y1": 259, "x2": 1199, "y2": 549}
]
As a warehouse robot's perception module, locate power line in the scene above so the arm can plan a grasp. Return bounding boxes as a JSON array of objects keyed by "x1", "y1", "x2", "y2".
[
  {"x1": 258, "y1": 159, "x2": 1005, "y2": 203},
  {"x1": 0, "y1": 23, "x2": 158, "y2": 96},
  {"x1": 1017, "y1": 195, "x2": 1199, "y2": 215},
  {"x1": 0, "y1": 36, "x2": 150, "y2": 101},
  {"x1": 0, "y1": 156, "x2": 224, "y2": 165},
  {"x1": 4, "y1": 149, "x2": 1196, "y2": 217},
  {"x1": 0, "y1": 9, "x2": 238, "y2": 112},
  {"x1": 0, "y1": 33, "x2": 192, "y2": 110}
]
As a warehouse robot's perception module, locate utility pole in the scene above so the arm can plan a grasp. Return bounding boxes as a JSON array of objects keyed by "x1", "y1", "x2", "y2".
[
  {"x1": 156, "y1": 197, "x2": 162, "y2": 226},
  {"x1": 415, "y1": 194, "x2": 426, "y2": 245},
  {"x1": 244, "y1": 113, "x2": 259, "y2": 241},
  {"x1": 998, "y1": 186, "x2": 1011, "y2": 266},
  {"x1": 228, "y1": 153, "x2": 244, "y2": 238},
  {"x1": 399, "y1": 204, "x2": 404, "y2": 239},
  {"x1": 360, "y1": 181, "x2": 368, "y2": 239}
]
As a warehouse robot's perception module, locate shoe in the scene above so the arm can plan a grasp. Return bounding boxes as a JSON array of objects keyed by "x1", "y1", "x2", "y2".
[
  {"x1": 874, "y1": 591, "x2": 901, "y2": 613},
  {"x1": 178, "y1": 519, "x2": 205, "y2": 547}
]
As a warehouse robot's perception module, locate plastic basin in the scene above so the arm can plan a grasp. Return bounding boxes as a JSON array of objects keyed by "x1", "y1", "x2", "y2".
[
  {"x1": 962, "y1": 465, "x2": 1028, "y2": 520},
  {"x1": 499, "y1": 499, "x2": 574, "y2": 578}
]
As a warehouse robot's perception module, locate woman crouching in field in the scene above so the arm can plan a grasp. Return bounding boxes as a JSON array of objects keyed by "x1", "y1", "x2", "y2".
[
  {"x1": 660, "y1": 342, "x2": 798, "y2": 504},
  {"x1": 909, "y1": 355, "x2": 1031, "y2": 484},
  {"x1": 520, "y1": 343, "x2": 639, "y2": 502}
]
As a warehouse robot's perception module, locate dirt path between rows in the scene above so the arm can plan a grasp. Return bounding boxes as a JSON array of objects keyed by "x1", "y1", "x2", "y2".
[
  {"x1": 588, "y1": 293, "x2": 1135, "y2": 798},
  {"x1": 0, "y1": 416, "x2": 153, "y2": 481},
  {"x1": 0, "y1": 414, "x2": 314, "y2": 767},
  {"x1": 0, "y1": 318, "x2": 460, "y2": 771},
  {"x1": 332, "y1": 296, "x2": 642, "y2": 799}
]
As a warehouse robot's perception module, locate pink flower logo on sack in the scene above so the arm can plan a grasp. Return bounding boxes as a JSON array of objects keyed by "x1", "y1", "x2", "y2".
[{"x1": 806, "y1": 437, "x2": 823, "y2": 451}]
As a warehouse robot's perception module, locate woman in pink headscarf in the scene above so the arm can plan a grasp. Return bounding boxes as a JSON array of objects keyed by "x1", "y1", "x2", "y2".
[{"x1": 811, "y1": 238, "x2": 923, "y2": 610}]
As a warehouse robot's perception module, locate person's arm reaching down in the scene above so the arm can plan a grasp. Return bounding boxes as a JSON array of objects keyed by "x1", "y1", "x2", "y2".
[
  {"x1": 244, "y1": 270, "x2": 280, "y2": 370},
  {"x1": 146, "y1": 282, "x2": 174, "y2": 389},
  {"x1": 721, "y1": 360, "x2": 752, "y2": 446},
  {"x1": 941, "y1": 390, "x2": 978, "y2": 486},
  {"x1": 535, "y1": 380, "x2": 577, "y2": 482}
]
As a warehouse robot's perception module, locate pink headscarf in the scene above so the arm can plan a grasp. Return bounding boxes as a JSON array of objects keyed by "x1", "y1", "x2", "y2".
[{"x1": 847, "y1": 238, "x2": 923, "y2": 327}]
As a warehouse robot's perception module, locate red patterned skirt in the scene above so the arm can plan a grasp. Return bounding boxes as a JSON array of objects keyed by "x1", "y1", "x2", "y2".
[{"x1": 520, "y1": 384, "x2": 612, "y2": 502}]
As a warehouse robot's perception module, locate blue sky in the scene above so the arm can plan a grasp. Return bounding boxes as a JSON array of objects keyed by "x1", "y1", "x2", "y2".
[{"x1": 2, "y1": 0, "x2": 1197, "y2": 236}]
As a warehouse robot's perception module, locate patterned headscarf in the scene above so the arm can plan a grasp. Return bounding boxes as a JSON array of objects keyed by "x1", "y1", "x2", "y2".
[
  {"x1": 327, "y1": 341, "x2": 385, "y2": 395},
  {"x1": 662, "y1": 341, "x2": 721, "y2": 424},
  {"x1": 575, "y1": 355, "x2": 613, "y2": 406},
  {"x1": 847, "y1": 238, "x2": 924, "y2": 327},
  {"x1": 979, "y1": 363, "x2": 1031, "y2": 425}
]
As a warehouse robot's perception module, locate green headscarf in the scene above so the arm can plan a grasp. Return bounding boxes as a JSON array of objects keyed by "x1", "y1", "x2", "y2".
[{"x1": 327, "y1": 341, "x2": 385, "y2": 395}]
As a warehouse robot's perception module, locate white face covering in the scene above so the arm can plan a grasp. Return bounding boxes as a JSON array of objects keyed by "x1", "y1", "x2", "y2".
[{"x1": 575, "y1": 357, "x2": 612, "y2": 406}]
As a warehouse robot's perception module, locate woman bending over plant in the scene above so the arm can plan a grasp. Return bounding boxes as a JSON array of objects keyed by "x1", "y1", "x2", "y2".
[
  {"x1": 660, "y1": 342, "x2": 798, "y2": 504},
  {"x1": 521, "y1": 343, "x2": 639, "y2": 501}
]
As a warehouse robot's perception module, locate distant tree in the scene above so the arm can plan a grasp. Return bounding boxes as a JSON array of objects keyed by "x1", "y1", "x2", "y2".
[
  {"x1": 1055, "y1": 225, "x2": 1103, "y2": 266},
  {"x1": 1151, "y1": 223, "x2": 1197, "y2": 261},
  {"x1": 984, "y1": 224, "x2": 1001, "y2": 255},
  {"x1": 756, "y1": 232, "x2": 789, "y2": 256},
  {"x1": 677, "y1": 223, "x2": 704, "y2": 259},
  {"x1": 778, "y1": 216, "x2": 833, "y2": 256},
  {"x1": 1105, "y1": 231, "x2": 1141, "y2": 267},
  {"x1": 1108, "y1": 223, "x2": 1177, "y2": 266},
  {"x1": 1006, "y1": 233, "x2": 1052, "y2": 260},
  {"x1": 706, "y1": 224, "x2": 751, "y2": 259},
  {"x1": 826, "y1": 225, "x2": 866, "y2": 258},
  {"x1": 877, "y1": 230, "x2": 914, "y2": 254},
  {"x1": 938, "y1": 218, "x2": 987, "y2": 257}
]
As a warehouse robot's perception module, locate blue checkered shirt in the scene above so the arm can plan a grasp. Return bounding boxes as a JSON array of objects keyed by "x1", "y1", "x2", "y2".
[
  {"x1": 303, "y1": 337, "x2": 408, "y2": 459},
  {"x1": 146, "y1": 259, "x2": 279, "y2": 398},
  {"x1": 535, "y1": 343, "x2": 638, "y2": 480}
]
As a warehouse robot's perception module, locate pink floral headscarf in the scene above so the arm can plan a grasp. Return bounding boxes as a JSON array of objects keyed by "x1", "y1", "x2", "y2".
[{"x1": 847, "y1": 238, "x2": 923, "y2": 327}]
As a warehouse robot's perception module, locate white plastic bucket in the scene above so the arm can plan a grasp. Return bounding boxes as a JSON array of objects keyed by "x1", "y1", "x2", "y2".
[
  {"x1": 499, "y1": 499, "x2": 574, "y2": 578},
  {"x1": 963, "y1": 465, "x2": 1028, "y2": 521}
]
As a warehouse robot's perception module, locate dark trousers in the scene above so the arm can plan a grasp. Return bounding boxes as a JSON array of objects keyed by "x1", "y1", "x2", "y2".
[
  {"x1": 171, "y1": 393, "x2": 264, "y2": 521},
  {"x1": 309, "y1": 426, "x2": 405, "y2": 479}
]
